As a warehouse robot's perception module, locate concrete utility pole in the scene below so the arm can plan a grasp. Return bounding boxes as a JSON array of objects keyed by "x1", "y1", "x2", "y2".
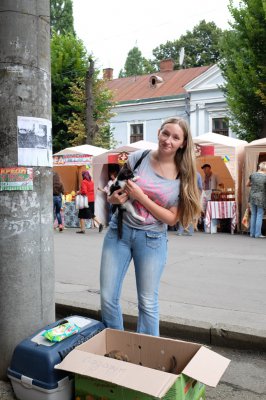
[{"x1": 0, "y1": 1, "x2": 54, "y2": 379}]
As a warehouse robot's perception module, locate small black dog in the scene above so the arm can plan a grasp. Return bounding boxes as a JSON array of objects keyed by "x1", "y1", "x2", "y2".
[{"x1": 109, "y1": 163, "x2": 145, "y2": 239}]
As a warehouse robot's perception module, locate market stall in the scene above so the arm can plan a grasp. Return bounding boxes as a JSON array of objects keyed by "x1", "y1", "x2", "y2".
[
  {"x1": 53, "y1": 144, "x2": 108, "y2": 228},
  {"x1": 193, "y1": 132, "x2": 247, "y2": 231},
  {"x1": 242, "y1": 138, "x2": 266, "y2": 231},
  {"x1": 93, "y1": 140, "x2": 157, "y2": 226}
]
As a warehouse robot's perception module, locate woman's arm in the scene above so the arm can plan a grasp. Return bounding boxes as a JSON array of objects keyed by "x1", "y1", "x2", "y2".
[
  {"x1": 124, "y1": 180, "x2": 179, "y2": 226},
  {"x1": 80, "y1": 180, "x2": 88, "y2": 196}
]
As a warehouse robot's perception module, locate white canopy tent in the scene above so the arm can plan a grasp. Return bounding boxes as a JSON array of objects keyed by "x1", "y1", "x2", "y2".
[
  {"x1": 93, "y1": 140, "x2": 157, "y2": 225},
  {"x1": 193, "y1": 133, "x2": 248, "y2": 229},
  {"x1": 53, "y1": 144, "x2": 108, "y2": 193},
  {"x1": 53, "y1": 144, "x2": 108, "y2": 157},
  {"x1": 193, "y1": 133, "x2": 247, "y2": 191}
]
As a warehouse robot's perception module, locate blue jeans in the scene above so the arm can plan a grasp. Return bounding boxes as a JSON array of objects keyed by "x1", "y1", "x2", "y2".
[
  {"x1": 100, "y1": 221, "x2": 167, "y2": 336},
  {"x1": 53, "y1": 195, "x2": 62, "y2": 225},
  {"x1": 177, "y1": 223, "x2": 194, "y2": 235},
  {"x1": 250, "y1": 203, "x2": 264, "y2": 238}
]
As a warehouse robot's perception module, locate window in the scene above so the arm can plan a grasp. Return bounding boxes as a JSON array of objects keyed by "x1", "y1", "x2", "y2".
[
  {"x1": 149, "y1": 75, "x2": 163, "y2": 88},
  {"x1": 212, "y1": 118, "x2": 229, "y2": 136},
  {"x1": 130, "y1": 123, "x2": 143, "y2": 143}
]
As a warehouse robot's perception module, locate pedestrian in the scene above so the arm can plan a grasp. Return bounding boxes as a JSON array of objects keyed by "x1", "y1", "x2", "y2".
[
  {"x1": 76, "y1": 171, "x2": 103, "y2": 234},
  {"x1": 53, "y1": 171, "x2": 64, "y2": 232},
  {"x1": 100, "y1": 117, "x2": 201, "y2": 336},
  {"x1": 176, "y1": 171, "x2": 203, "y2": 236},
  {"x1": 246, "y1": 161, "x2": 266, "y2": 238},
  {"x1": 98, "y1": 169, "x2": 119, "y2": 223}
]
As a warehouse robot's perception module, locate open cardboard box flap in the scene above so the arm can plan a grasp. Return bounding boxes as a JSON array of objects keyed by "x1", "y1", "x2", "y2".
[
  {"x1": 183, "y1": 346, "x2": 230, "y2": 387},
  {"x1": 55, "y1": 329, "x2": 230, "y2": 398}
]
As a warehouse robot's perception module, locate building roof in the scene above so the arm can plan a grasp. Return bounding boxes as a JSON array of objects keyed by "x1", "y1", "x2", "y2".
[{"x1": 105, "y1": 66, "x2": 211, "y2": 103}]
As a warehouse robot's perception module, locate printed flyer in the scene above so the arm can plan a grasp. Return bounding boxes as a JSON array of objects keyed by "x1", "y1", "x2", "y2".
[
  {"x1": 17, "y1": 116, "x2": 52, "y2": 167},
  {"x1": 0, "y1": 167, "x2": 33, "y2": 191}
]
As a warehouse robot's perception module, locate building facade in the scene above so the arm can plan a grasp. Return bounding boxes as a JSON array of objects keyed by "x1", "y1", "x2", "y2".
[{"x1": 104, "y1": 60, "x2": 232, "y2": 146}]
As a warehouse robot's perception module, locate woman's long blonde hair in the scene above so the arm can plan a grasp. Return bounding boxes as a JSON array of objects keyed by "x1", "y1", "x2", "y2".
[{"x1": 160, "y1": 117, "x2": 202, "y2": 228}]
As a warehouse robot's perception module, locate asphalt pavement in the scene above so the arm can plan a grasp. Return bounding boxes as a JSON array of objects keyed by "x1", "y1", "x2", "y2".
[
  {"x1": 55, "y1": 226, "x2": 266, "y2": 351},
  {"x1": 2, "y1": 227, "x2": 266, "y2": 399}
]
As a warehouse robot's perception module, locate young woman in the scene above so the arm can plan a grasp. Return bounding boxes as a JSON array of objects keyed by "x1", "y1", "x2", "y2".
[{"x1": 100, "y1": 117, "x2": 201, "y2": 336}]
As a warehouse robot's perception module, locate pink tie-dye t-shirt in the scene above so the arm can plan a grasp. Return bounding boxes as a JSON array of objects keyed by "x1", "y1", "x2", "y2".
[{"x1": 121, "y1": 150, "x2": 180, "y2": 232}]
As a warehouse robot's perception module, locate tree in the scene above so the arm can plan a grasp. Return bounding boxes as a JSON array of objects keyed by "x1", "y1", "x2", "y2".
[
  {"x1": 219, "y1": 0, "x2": 266, "y2": 141},
  {"x1": 152, "y1": 40, "x2": 180, "y2": 69},
  {"x1": 50, "y1": 0, "x2": 75, "y2": 35},
  {"x1": 152, "y1": 20, "x2": 224, "y2": 69},
  {"x1": 85, "y1": 59, "x2": 97, "y2": 144},
  {"x1": 51, "y1": 33, "x2": 88, "y2": 151},
  {"x1": 119, "y1": 46, "x2": 155, "y2": 77},
  {"x1": 65, "y1": 72, "x2": 117, "y2": 149}
]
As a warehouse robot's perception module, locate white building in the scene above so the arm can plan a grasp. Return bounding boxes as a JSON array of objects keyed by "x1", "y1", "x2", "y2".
[{"x1": 103, "y1": 60, "x2": 232, "y2": 145}]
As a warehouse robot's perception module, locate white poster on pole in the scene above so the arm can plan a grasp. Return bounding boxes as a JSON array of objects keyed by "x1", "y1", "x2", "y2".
[{"x1": 17, "y1": 116, "x2": 52, "y2": 167}]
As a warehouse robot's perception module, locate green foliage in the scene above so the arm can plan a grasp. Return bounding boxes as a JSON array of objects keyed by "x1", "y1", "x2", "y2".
[
  {"x1": 152, "y1": 20, "x2": 223, "y2": 69},
  {"x1": 51, "y1": 33, "x2": 88, "y2": 151},
  {"x1": 219, "y1": 0, "x2": 266, "y2": 141},
  {"x1": 152, "y1": 40, "x2": 180, "y2": 69},
  {"x1": 119, "y1": 47, "x2": 155, "y2": 77},
  {"x1": 50, "y1": 0, "x2": 75, "y2": 35},
  {"x1": 65, "y1": 76, "x2": 117, "y2": 149},
  {"x1": 50, "y1": 1, "x2": 117, "y2": 151}
]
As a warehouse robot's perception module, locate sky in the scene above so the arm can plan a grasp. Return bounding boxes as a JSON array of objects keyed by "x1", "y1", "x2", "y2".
[{"x1": 72, "y1": 0, "x2": 238, "y2": 78}]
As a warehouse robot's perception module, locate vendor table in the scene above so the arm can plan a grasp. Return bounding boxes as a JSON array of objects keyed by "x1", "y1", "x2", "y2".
[
  {"x1": 63, "y1": 201, "x2": 91, "y2": 228},
  {"x1": 205, "y1": 200, "x2": 237, "y2": 234}
]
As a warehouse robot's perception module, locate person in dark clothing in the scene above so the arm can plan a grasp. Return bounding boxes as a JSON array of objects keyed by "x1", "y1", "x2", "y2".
[{"x1": 53, "y1": 171, "x2": 64, "y2": 232}]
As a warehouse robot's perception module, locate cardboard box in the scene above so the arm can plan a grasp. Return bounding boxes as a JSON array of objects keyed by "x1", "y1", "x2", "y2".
[{"x1": 55, "y1": 329, "x2": 230, "y2": 400}]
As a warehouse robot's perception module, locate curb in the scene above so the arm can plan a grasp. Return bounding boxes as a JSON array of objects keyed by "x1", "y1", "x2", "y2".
[
  {"x1": 56, "y1": 303, "x2": 266, "y2": 351},
  {"x1": 211, "y1": 323, "x2": 266, "y2": 351}
]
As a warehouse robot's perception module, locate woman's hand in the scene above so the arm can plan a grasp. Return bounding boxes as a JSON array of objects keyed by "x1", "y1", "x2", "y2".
[
  {"x1": 124, "y1": 180, "x2": 146, "y2": 202},
  {"x1": 107, "y1": 188, "x2": 129, "y2": 205}
]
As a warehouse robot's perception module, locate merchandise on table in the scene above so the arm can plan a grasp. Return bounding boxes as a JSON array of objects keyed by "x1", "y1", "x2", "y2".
[{"x1": 63, "y1": 201, "x2": 91, "y2": 228}]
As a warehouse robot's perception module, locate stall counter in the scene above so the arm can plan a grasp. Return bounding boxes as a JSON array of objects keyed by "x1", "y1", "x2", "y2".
[
  {"x1": 63, "y1": 201, "x2": 91, "y2": 228},
  {"x1": 205, "y1": 200, "x2": 237, "y2": 234}
]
